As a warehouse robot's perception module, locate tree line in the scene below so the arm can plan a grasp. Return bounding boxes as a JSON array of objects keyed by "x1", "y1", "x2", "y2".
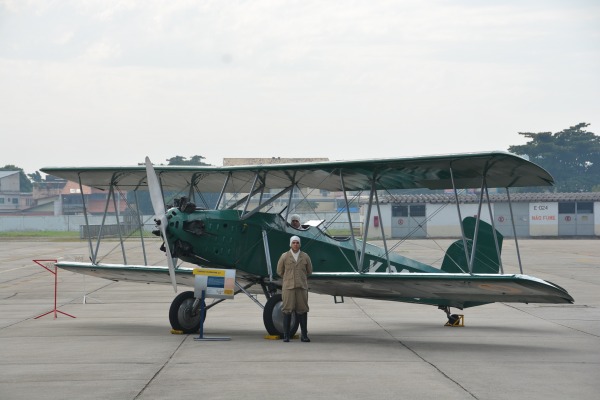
[{"x1": 508, "y1": 122, "x2": 600, "y2": 192}]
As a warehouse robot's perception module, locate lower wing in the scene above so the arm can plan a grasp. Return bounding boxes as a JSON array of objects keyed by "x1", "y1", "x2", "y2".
[
  {"x1": 308, "y1": 272, "x2": 574, "y2": 309},
  {"x1": 56, "y1": 262, "x2": 574, "y2": 309},
  {"x1": 55, "y1": 261, "x2": 196, "y2": 286}
]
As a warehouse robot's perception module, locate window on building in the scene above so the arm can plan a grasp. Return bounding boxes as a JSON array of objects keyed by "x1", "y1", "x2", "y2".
[
  {"x1": 410, "y1": 205, "x2": 426, "y2": 217},
  {"x1": 392, "y1": 205, "x2": 408, "y2": 217},
  {"x1": 12, "y1": 198, "x2": 18, "y2": 204},
  {"x1": 558, "y1": 202, "x2": 576, "y2": 214},
  {"x1": 0, "y1": 198, "x2": 4, "y2": 204},
  {"x1": 577, "y1": 202, "x2": 594, "y2": 214}
]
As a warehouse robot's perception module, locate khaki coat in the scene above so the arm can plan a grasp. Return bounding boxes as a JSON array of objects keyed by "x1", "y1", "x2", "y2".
[{"x1": 276, "y1": 250, "x2": 313, "y2": 290}]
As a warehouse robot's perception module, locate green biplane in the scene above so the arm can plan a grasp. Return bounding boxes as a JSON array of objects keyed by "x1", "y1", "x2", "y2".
[{"x1": 41, "y1": 152, "x2": 573, "y2": 336}]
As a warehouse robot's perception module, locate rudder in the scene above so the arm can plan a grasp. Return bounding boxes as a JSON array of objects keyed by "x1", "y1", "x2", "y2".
[{"x1": 441, "y1": 217, "x2": 503, "y2": 274}]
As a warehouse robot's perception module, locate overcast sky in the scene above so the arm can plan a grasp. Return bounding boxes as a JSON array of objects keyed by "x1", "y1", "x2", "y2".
[{"x1": 1, "y1": 0, "x2": 598, "y2": 174}]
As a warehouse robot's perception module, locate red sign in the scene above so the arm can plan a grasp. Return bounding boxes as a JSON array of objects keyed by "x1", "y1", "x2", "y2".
[
  {"x1": 398, "y1": 219, "x2": 404, "y2": 225},
  {"x1": 565, "y1": 216, "x2": 572, "y2": 222},
  {"x1": 498, "y1": 216, "x2": 505, "y2": 223}
]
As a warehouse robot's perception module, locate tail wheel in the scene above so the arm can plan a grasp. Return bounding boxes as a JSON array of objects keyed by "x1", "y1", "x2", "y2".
[
  {"x1": 263, "y1": 293, "x2": 299, "y2": 337},
  {"x1": 169, "y1": 291, "x2": 206, "y2": 334}
]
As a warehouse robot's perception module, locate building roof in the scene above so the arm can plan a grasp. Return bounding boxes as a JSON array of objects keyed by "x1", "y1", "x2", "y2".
[
  {"x1": 381, "y1": 192, "x2": 600, "y2": 204},
  {"x1": 0, "y1": 171, "x2": 19, "y2": 179}
]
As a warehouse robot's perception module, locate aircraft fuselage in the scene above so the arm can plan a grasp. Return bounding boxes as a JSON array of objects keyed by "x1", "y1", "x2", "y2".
[{"x1": 163, "y1": 208, "x2": 440, "y2": 278}]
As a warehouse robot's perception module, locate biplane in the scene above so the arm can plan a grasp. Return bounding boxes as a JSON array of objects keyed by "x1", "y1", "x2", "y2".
[{"x1": 41, "y1": 152, "x2": 573, "y2": 337}]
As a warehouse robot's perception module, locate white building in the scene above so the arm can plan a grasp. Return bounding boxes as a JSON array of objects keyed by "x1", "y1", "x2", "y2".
[
  {"x1": 362, "y1": 192, "x2": 600, "y2": 238},
  {"x1": 0, "y1": 171, "x2": 34, "y2": 213}
]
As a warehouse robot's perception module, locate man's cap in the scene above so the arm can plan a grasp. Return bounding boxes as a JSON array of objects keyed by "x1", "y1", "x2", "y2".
[
  {"x1": 290, "y1": 235, "x2": 301, "y2": 246},
  {"x1": 291, "y1": 214, "x2": 301, "y2": 222}
]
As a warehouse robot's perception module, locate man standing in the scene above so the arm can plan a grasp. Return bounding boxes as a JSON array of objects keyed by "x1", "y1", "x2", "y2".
[{"x1": 276, "y1": 235, "x2": 313, "y2": 342}]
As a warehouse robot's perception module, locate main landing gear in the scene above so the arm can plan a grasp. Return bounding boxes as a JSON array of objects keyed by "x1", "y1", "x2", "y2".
[
  {"x1": 169, "y1": 291, "x2": 206, "y2": 334},
  {"x1": 439, "y1": 305, "x2": 464, "y2": 327},
  {"x1": 167, "y1": 283, "x2": 299, "y2": 338},
  {"x1": 263, "y1": 293, "x2": 299, "y2": 337}
]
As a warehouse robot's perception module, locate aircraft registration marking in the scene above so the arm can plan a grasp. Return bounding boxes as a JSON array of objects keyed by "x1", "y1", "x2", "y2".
[{"x1": 368, "y1": 260, "x2": 398, "y2": 273}]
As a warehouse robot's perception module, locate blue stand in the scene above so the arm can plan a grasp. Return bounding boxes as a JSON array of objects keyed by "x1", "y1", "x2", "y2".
[{"x1": 194, "y1": 290, "x2": 231, "y2": 342}]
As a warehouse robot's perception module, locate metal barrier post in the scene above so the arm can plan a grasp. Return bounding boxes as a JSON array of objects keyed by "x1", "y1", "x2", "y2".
[{"x1": 33, "y1": 259, "x2": 76, "y2": 319}]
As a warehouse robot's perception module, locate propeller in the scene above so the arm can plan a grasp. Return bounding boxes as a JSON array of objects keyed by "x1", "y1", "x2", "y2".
[{"x1": 145, "y1": 156, "x2": 178, "y2": 292}]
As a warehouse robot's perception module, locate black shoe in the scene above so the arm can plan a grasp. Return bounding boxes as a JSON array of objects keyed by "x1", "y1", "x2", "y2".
[
  {"x1": 282, "y1": 313, "x2": 291, "y2": 342},
  {"x1": 300, "y1": 313, "x2": 310, "y2": 342}
]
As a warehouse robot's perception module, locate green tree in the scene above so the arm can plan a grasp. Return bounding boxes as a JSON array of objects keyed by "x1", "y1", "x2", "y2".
[
  {"x1": 166, "y1": 155, "x2": 211, "y2": 166},
  {"x1": 131, "y1": 156, "x2": 213, "y2": 214},
  {"x1": 28, "y1": 171, "x2": 43, "y2": 183},
  {"x1": 508, "y1": 123, "x2": 600, "y2": 192},
  {"x1": 1, "y1": 165, "x2": 33, "y2": 192}
]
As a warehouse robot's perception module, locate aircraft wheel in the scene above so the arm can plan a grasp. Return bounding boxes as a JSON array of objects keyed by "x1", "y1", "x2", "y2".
[
  {"x1": 263, "y1": 293, "x2": 299, "y2": 337},
  {"x1": 169, "y1": 291, "x2": 206, "y2": 334}
]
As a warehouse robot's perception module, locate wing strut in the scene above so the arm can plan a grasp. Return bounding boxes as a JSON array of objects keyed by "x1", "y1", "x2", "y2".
[
  {"x1": 244, "y1": 185, "x2": 294, "y2": 220},
  {"x1": 215, "y1": 172, "x2": 231, "y2": 210},
  {"x1": 359, "y1": 179, "x2": 376, "y2": 272},
  {"x1": 340, "y1": 172, "x2": 360, "y2": 269},
  {"x1": 484, "y1": 184, "x2": 503, "y2": 274},
  {"x1": 373, "y1": 186, "x2": 392, "y2": 273},
  {"x1": 189, "y1": 173, "x2": 211, "y2": 209},
  {"x1": 92, "y1": 178, "x2": 118, "y2": 265},
  {"x1": 226, "y1": 178, "x2": 265, "y2": 212},
  {"x1": 449, "y1": 166, "x2": 470, "y2": 274},
  {"x1": 242, "y1": 172, "x2": 262, "y2": 217},
  {"x1": 262, "y1": 230, "x2": 274, "y2": 282},
  {"x1": 133, "y1": 190, "x2": 148, "y2": 266},
  {"x1": 468, "y1": 176, "x2": 487, "y2": 273},
  {"x1": 284, "y1": 182, "x2": 296, "y2": 222},
  {"x1": 111, "y1": 184, "x2": 128, "y2": 265},
  {"x1": 77, "y1": 172, "x2": 148, "y2": 267},
  {"x1": 506, "y1": 188, "x2": 524, "y2": 274},
  {"x1": 78, "y1": 173, "x2": 95, "y2": 263}
]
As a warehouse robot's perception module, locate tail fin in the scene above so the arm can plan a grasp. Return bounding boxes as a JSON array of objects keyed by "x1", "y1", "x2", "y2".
[{"x1": 441, "y1": 217, "x2": 503, "y2": 274}]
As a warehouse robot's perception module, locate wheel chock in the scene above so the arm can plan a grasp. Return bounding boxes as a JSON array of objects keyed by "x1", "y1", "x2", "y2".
[
  {"x1": 264, "y1": 334, "x2": 301, "y2": 340},
  {"x1": 170, "y1": 329, "x2": 185, "y2": 334},
  {"x1": 444, "y1": 314, "x2": 464, "y2": 327}
]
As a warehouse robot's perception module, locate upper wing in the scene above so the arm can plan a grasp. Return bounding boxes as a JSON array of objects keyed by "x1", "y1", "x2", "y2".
[
  {"x1": 308, "y1": 272, "x2": 573, "y2": 309},
  {"x1": 41, "y1": 151, "x2": 553, "y2": 192}
]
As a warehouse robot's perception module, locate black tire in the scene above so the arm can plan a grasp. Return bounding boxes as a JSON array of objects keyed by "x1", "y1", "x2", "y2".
[
  {"x1": 169, "y1": 291, "x2": 206, "y2": 334},
  {"x1": 263, "y1": 293, "x2": 299, "y2": 337}
]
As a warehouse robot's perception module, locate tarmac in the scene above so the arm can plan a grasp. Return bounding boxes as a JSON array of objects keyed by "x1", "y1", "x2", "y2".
[{"x1": 0, "y1": 238, "x2": 599, "y2": 400}]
